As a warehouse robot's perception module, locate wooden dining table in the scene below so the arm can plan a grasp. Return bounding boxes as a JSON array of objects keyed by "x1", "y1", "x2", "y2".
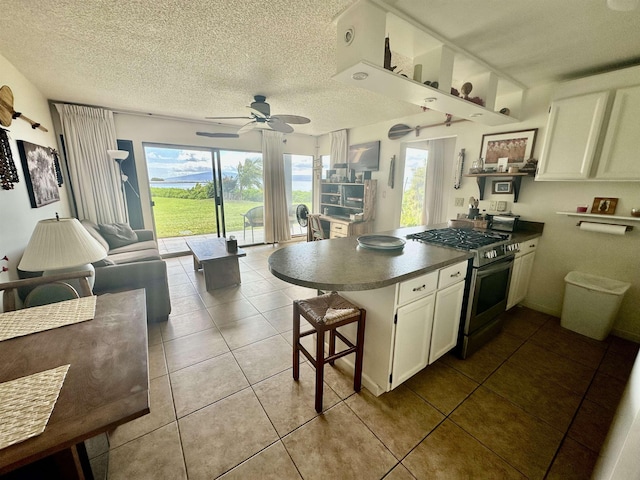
[{"x1": 0, "y1": 289, "x2": 150, "y2": 478}]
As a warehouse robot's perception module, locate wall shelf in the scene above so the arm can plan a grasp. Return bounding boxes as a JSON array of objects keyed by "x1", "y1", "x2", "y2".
[
  {"x1": 463, "y1": 172, "x2": 532, "y2": 202},
  {"x1": 556, "y1": 212, "x2": 640, "y2": 223},
  {"x1": 334, "y1": 61, "x2": 520, "y2": 126}
]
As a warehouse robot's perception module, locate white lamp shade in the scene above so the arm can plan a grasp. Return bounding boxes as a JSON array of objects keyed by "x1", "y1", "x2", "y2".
[
  {"x1": 107, "y1": 149, "x2": 129, "y2": 160},
  {"x1": 18, "y1": 218, "x2": 107, "y2": 271}
]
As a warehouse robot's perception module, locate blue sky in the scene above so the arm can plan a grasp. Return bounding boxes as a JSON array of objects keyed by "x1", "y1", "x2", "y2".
[{"x1": 144, "y1": 146, "x2": 312, "y2": 181}]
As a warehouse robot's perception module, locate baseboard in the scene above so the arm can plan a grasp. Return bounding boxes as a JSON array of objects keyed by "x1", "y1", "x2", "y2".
[
  {"x1": 520, "y1": 300, "x2": 561, "y2": 317},
  {"x1": 611, "y1": 328, "x2": 640, "y2": 344}
]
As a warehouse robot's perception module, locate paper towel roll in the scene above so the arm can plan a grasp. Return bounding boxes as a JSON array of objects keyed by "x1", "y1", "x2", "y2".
[{"x1": 579, "y1": 222, "x2": 627, "y2": 235}]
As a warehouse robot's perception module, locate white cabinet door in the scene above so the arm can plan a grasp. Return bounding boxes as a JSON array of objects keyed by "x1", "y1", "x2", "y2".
[
  {"x1": 429, "y1": 280, "x2": 465, "y2": 364},
  {"x1": 536, "y1": 91, "x2": 609, "y2": 180},
  {"x1": 596, "y1": 85, "x2": 640, "y2": 180},
  {"x1": 514, "y1": 252, "x2": 535, "y2": 305},
  {"x1": 391, "y1": 293, "x2": 435, "y2": 388},
  {"x1": 506, "y1": 256, "x2": 523, "y2": 310},
  {"x1": 507, "y1": 252, "x2": 536, "y2": 309}
]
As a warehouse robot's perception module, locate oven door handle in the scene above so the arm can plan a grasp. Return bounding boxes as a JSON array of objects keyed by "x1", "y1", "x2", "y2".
[{"x1": 477, "y1": 257, "x2": 513, "y2": 277}]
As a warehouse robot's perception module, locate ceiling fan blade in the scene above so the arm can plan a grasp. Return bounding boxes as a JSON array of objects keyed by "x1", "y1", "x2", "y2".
[
  {"x1": 196, "y1": 131, "x2": 240, "y2": 138},
  {"x1": 205, "y1": 116, "x2": 252, "y2": 120},
  {"x1": 267, "y1": 118, "x2": 294, "y2": 134},
  {"x1": 237, "y1": 121, "x2": 257, "y2": 134},
  {"x1": 271, "y1": 114, "x2": 310, "y2": 125},
  {"x1": 248, "y1": 107, "x2": 268, "y2": 119}
]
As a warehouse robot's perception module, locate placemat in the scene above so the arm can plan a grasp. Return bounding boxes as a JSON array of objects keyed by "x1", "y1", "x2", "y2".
[
  {"x1": 0, "y1": 364, "x2": 70, "y2": 450},
  {"x1": 0, "y1": 296, "x2": 97, "y2": 342}
]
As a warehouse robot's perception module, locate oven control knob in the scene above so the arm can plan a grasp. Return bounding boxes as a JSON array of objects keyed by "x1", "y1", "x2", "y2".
[{"x1": 484, "y1": 250, "x2": 496, "y2": 259}]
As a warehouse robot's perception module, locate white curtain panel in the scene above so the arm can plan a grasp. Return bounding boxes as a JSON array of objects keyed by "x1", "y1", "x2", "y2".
[
  {"x1": 422, "y1": 139, "x2": 446, "y2": 226},
  {"x1": 54, "y1": 104, "x2": 126, "y2": 224},
  {"x1": 330, "y1": 129, "x2": 348, "y2": 166},
  {"x1": 262, "y1": 130, "x2": 290, "y2": 244}
]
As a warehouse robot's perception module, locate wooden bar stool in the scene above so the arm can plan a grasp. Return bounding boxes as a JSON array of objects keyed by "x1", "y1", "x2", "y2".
[{"x1": 293, "y1": 291, "x2": 366, "y2": 413}]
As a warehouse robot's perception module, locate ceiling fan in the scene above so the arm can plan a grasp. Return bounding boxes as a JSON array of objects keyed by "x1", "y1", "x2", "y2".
[{"x1": 197, "y1": 95, "x2": 310, "y2": 138}]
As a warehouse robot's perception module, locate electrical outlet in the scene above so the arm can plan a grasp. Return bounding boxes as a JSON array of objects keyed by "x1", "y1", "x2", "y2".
[
  {"x1": 497, "y1": 201, "x2": 507, "y2": 212},
  {"x1": 455, "y1": 197, "x2": 464, "y2": 207},
  {"x1": 490, "y1": 201, "x2": 497, "y2": 211}
]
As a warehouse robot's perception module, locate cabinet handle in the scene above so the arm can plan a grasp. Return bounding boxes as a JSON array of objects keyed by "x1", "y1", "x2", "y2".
[
  {"x1": 529, "y1": 244, "x2": 536, "y2": 247},
  {"x1": 412, "y1": 284, "x2": 426, "y2": 292},
  {"x1": 450, "y1": 271, "x2": 461, "y2": 278}
]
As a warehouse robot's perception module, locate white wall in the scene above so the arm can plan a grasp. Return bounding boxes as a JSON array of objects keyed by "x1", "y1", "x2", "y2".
[
  {"x1": 0, "y1": 53, "x2": 72, "y2": 290},
  {"x1": 331, "y1": 83, "x2": 640, "y2": 340}
]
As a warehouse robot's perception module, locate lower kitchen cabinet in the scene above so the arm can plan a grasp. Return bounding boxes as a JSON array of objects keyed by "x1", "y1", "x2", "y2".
[
  {"x1": 507, "y1": 239, "x2": 538, "y2": 309},
  {"x1": 430, "y1": 280, "x2": 465, "y2": 364},
  {"x1": 339, "y1": 259, "x2": 469, "y2": 395},
  {"x1": 392, "y1": 294, "x2": 435, "y2": 386}
]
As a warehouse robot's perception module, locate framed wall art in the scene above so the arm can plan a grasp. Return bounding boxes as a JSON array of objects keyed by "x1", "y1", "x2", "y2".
[
  {"x1": 492, "y1": 180, "x2": 513, "y2": 194},
  {"x1": 591, "y1": 197, "x2": 618, "y2": 215},
  {"x1": 17, "y1": 140, "x2": 60, "y2": 208},
  {"x1": 480, "y1": 129, "x2": 538, "y2": 165}
]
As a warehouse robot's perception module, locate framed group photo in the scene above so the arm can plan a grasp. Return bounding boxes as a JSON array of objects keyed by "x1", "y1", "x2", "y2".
[{"x1": 480, "y1": 129, "x2": 538, "y2": 165}]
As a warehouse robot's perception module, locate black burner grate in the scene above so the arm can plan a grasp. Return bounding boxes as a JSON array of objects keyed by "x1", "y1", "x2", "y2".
[{"x1": 407, "y1": 228, "x2": 508, "y2": 250}]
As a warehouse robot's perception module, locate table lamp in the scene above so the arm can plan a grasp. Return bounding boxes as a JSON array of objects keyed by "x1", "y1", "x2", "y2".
[{"x1": 18, "y1": 216, "x2": 107, "y2": 290}]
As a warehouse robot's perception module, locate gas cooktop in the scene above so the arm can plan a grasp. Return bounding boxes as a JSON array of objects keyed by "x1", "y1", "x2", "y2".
[
  {"x1": 407, "y1": 228, "x2": 508, "y2": 250},
  {"x1": 407, "y1": 228, "x2": 518, "y2": 267}
]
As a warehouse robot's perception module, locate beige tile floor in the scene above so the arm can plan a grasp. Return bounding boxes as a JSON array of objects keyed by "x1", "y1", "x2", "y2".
[{"x1": 88, "y1": 244, "x2": 638, "y2": 480}]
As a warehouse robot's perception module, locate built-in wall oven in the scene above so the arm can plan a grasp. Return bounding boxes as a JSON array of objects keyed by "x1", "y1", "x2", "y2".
[{"x1": 407, "y1": 228, "x2": 519, "y2": 358}]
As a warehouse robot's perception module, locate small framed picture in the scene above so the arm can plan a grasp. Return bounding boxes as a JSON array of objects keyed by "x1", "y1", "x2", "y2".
[
  {"x1": 492, "y1": 181, "x2": 512, "y2": 194},
  {"x1": 591, "y1": 197, "x2": 618, "y2": 215}
]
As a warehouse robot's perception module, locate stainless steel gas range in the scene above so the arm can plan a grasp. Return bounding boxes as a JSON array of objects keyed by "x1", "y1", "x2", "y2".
[{"x1": 407, "y1": 228, "x2": 520, "y2": 358}]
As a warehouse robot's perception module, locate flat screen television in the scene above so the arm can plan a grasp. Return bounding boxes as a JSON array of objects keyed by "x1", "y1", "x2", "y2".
[{"x1": 348, "y1": 141, "x2": 380, "y2": 172}]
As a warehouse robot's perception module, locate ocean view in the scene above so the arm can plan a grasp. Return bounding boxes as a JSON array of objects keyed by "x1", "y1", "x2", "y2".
[{"x1": 151, "y1": 180, "x2": 313, "y2": 191}]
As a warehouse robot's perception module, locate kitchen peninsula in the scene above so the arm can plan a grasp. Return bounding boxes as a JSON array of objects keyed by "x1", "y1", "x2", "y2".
[{"x1": 268, "y1": 227, "x2": 473, "y2": 395}]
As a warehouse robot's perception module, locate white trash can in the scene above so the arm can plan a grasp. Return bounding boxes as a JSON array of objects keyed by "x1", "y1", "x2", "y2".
[{"x1": 561, "y1": 272, "x2": 631, "y2": 340}]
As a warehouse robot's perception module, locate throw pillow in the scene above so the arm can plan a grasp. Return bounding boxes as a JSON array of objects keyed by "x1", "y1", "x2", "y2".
[
  {"x1": 92, "y1": 257, "x2": 115, "y2": 267},
  {"x1": 98, "y1": 223, "x2": 138, "y2": 250}
]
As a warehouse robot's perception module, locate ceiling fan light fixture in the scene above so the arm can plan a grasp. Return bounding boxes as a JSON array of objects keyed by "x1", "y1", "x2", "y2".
[
  {"x1": 607, "y1": 0, "x2": 639, "y2": 10},
  {"x1": 352, "y1": 72, "x2": 368, "y2": 81}
]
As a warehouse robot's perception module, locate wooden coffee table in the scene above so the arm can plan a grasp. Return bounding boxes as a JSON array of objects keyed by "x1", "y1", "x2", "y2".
[{"x1": 186, "y1": 237, "x2": 246, "y2": 291}]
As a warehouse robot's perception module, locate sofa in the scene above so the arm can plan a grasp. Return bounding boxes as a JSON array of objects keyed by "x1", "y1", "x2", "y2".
[
  {"x1": 79, "y1": 220, "x2": 172, "y2": 322},
  {"x1": 19, "y1": 221, "x2": 172, "y2": 322}
]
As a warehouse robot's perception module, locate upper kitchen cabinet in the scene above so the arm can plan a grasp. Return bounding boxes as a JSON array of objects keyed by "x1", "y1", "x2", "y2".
[
  {"x1": 332, "y1": 0, "x2": 525, "y2": 126},
  {"x1": 596, "y1": 85, "x2": 640, "y2": 180},
  {"x1": 536, "y1": 65, "x2": 640, "y2": 182},
  {"x1": 536, "y1": 92, "x2": 609, "y2": 180}
]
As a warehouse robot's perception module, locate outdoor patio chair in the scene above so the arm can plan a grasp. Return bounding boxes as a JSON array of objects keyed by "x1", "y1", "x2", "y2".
[{"x1": 241, "y1": 205, "x2": 264, "y2": 243}]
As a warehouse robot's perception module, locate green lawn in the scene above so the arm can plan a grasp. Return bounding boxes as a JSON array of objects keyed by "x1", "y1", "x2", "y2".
[{"x1": 152, "y1": 197, "x2": 262, "y2": 238}]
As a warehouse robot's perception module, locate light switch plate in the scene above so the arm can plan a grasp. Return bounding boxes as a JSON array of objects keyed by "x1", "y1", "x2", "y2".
[
  {"x1": 455, "y1": 197, "x2": 464, "y2": 207},
  {"x1": 490, "y1": 201, "x2": 497, "y2": 211},
  {"x1": 497, "y1": 201, "x2": 507, "y2": 211}
]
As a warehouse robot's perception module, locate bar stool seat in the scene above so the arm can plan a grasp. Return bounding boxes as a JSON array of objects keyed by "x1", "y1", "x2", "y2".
[{"x1": 293, "y1": 292, "x2": 366, "y2": 413}]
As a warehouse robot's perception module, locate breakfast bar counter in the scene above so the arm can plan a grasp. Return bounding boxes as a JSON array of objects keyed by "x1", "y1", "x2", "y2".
[{"x1": 268, "y1": 226, "x2": 473, "y2": 291}]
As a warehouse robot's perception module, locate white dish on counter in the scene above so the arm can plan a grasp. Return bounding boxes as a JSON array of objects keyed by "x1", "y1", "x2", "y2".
[{"x1": 357, "y1": 234, "x2": 406, "y2": 250}]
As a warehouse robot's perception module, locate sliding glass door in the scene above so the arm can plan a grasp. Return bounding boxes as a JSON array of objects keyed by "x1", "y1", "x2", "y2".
[
  {"x1": 218, "y1": 150, "x2": 264, "y2": 244},
  {"x1": 143, "y1": 144, "x2": 266, "y2": 249}
]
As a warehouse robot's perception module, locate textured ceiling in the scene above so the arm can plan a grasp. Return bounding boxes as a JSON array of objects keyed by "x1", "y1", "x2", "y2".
[{"x1": 2, "y1": 0, "x2": 640, "y2": 136}]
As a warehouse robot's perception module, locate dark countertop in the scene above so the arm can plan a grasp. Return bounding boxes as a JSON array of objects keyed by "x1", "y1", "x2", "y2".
[{"x1": 268, "y1": 226, "x2": 473, "y2": 291}]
